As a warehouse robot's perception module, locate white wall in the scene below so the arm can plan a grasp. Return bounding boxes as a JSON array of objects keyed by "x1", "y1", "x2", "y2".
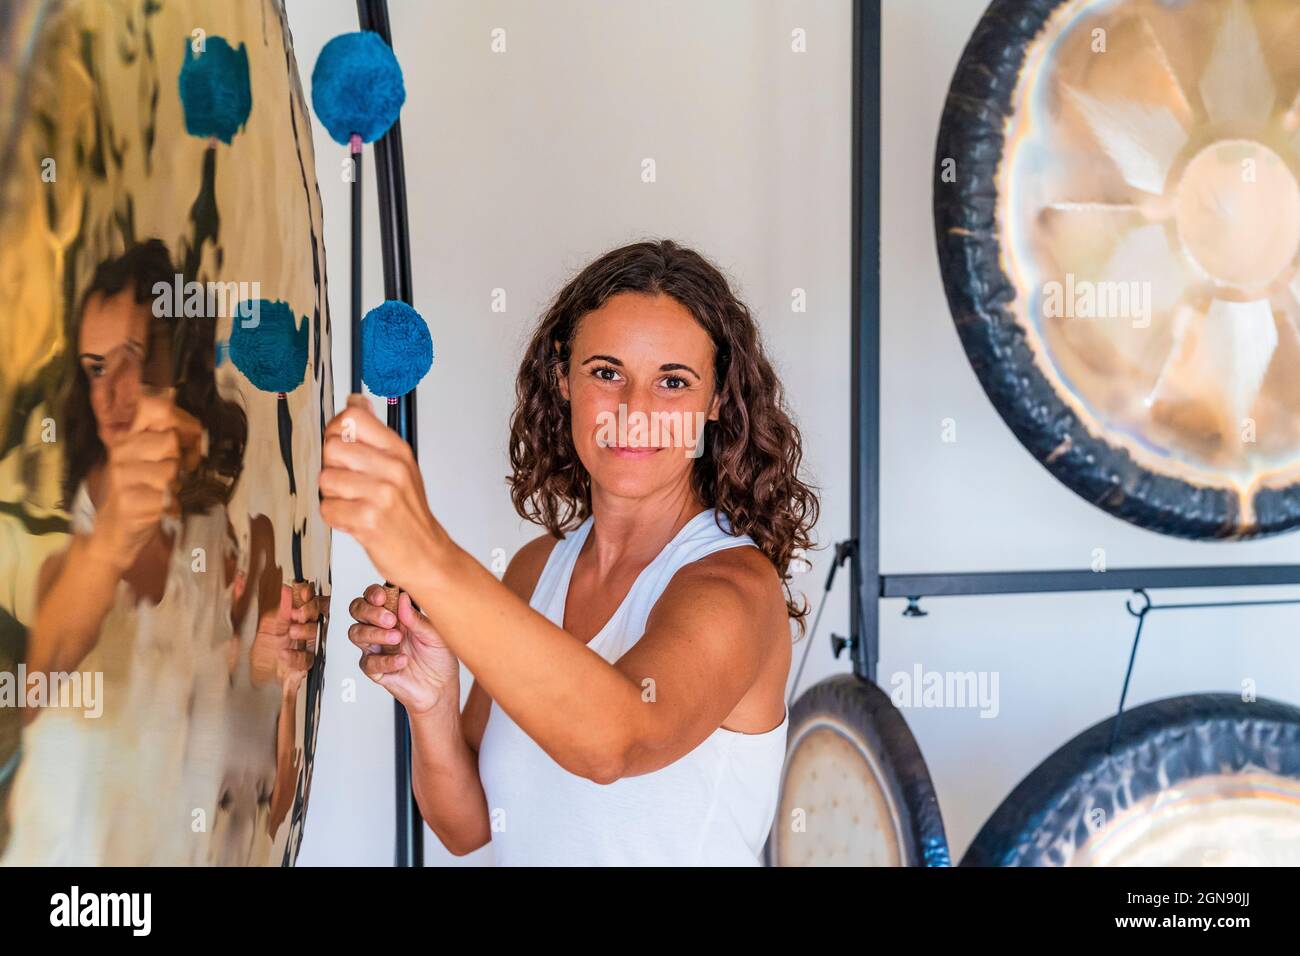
[{"x1": 290, "y1": 0, "x2": 1300, "y2": 867}]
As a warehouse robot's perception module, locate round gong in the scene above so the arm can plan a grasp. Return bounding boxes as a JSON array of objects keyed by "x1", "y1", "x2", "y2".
[
  {"x1": 0, "y1": 0, "x2": 331, "y2": 865},
  {"x1": 963, "y1": 694, "x2": 1300, "y2": 866},
  {"x1": 766, "y1": 675, "x2": 950, "y2": 867},
  {"x1": 935, "y1": 0, "x2": 1300, "y2": 538}
]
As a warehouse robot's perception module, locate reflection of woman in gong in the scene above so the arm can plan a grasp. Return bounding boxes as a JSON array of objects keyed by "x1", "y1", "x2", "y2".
[
  {"x1": 22, "y1": 240, "x2": 254, "y2": 683},
  {"x1": 5, "y1": 240, "x2": 318, "y2": 865},
  {"x1": 322, "y1": 240, "x2": 818, "y2": 864},
  {"x1": 27, "y1": 240, "x2": 243, "y2": 679}
]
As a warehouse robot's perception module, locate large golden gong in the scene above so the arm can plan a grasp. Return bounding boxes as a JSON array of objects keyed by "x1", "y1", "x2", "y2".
[
  {"x1": 936, "y1": 0, "x2": 1300, "y2": 538},
  {"x1": 0, "y1": 0, "x2": 332, "y2": 864}
]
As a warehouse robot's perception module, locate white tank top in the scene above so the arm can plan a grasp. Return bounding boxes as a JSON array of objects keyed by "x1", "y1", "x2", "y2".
[{"x1": 477, "y1": 508, "x2": 789, "y2": 866}]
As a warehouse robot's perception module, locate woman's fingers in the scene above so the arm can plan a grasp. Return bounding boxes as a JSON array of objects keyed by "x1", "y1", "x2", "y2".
[
  {"x1": 324, "y1": 395, "x2": 407, "y2": 455},
  {"x1": 396, "y1": 591, "x2": 434, "y2": 640},
  {"x1": 360, "y1": 651, "x2": 408, "y2": 682},
  {"x1": 319, "y1": 459, "x2": 395, "y2": 503},
  {"x1": 320, "y1": 496, "x2": 380, "y2": 538},
  {"x1": 321, "y1": 435, "x2": 408, "y2": 487},
  {"x1": 348, "y1": 622, "x2": 401, "y2": 649},
  {"x1": 348, "y1": 594, "x2": 396, "y2": 628}
]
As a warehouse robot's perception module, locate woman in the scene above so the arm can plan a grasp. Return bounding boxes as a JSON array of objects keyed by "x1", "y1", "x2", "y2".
[{"x1": 322, "y1": 239, "x2": 817, "y2": 865}]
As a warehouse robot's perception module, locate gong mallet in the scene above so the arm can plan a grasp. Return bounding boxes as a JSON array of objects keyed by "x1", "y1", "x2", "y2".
[
  {"x1": 358, "y1": 299, "x2": 434, "y2": 617},
  {"x1": 358, "y1": 297, "x2": 432, "y2": 874},
  {"x1": 309, "y1": 31, "x2": 407, "y2": 395}
]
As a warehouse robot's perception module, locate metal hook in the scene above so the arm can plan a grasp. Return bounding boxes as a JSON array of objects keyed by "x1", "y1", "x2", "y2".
[
  {"x1": 1125, "y1": 588, "x2": 1152, "y2": 619},
  {"x1": 1109, "y1": 589, "x2": 1151, "y2": 754},
  {"x1": 902, "y1": 596, "x2": 928, "y2": 618}
]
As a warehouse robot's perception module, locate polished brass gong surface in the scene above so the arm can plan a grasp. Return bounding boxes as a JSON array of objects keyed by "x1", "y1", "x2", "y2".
[{"x1": 0, "y1": 0, "x2": 332, "y2": 865}]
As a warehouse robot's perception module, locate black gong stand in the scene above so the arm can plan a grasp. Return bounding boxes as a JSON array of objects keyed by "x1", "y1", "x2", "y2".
[
  {"x1": 845, "y1": 0, "x2": 1300, "y2": 691},
  {"x1": 352, "y1": 0, "x2": 424, "y2": 869}
]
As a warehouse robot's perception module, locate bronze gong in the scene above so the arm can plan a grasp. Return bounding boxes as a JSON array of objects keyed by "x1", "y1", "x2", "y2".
[
  {"x1": 936, "y1": 0, "x2": 1300, "y2": 538},
  {"x1": 0, "y1": 0, "x2": 332, "y2": 865}
]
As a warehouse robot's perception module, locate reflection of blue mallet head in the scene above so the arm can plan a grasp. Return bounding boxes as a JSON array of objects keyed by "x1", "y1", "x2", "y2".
[
  {"x1": 361, "y1": 300, "x2": 433, "y2": 402},
  {"x1": 229, "y1": 300, "x2": 310, "y2": 395},
  {"x1": 178, "y1": 36, "x2": 252, "y2": 144},
  {"x1": 230, "y1": 300, "x2": 311, "y2": 497},
  {"x1": 311, "y1": 31, "x2": 405, "y2": 147}
]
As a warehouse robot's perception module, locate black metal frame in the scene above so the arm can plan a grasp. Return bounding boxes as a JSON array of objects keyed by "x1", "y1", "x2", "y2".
[
  {"x1": 356, "y1": 0, "x2": 423, "y2": 869},
  {"x1": 847, "y1": 0, "x2": 1300, "y2": 685}
]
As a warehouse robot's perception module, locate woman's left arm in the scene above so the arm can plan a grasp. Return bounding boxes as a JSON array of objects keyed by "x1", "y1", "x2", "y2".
[{"x1": 320, "y1": 396, "x2": 784, "y2": 783}]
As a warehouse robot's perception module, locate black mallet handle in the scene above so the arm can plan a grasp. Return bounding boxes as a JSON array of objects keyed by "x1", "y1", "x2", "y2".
[{"x1": 350, "y1": 136, "x2": 363, "y2": 395}]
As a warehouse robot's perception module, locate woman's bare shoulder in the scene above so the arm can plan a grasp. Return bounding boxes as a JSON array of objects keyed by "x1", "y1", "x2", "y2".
[
  {"x1": 659, "y1": 544, "x2": 786, "y2": 627},
  {"x1": 682, "y1": 544, "x2": 781, "y2": 592},
  {"x1": 500, "y1": 531, "x2": 562, "y2": 601}
]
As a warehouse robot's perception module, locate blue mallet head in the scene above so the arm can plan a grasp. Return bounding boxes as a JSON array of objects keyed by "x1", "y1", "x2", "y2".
[
  {"x1": 229, "y1": 300, "x2": 310, "y2": 395},
  {"x1": 361, "y1": 300, "x2": 433, "y2": 399},
  {"x1": 178, "y1": 36, "x2": 252, "y2": 144},
  {"x1": 311, "y1": 31, "x2": 406, "y2": 147}
]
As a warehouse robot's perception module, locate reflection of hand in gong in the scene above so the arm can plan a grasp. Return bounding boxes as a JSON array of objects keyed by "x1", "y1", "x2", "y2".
[
  {"x1": 250, "y1": 582, "x2": 324, "y2": 690},
  {"x1": 95, "y1": 393, "x2": 203, "y2": 569},
  {"x1": 255, "y1": 581, "x2": 322, "y2": 841}
]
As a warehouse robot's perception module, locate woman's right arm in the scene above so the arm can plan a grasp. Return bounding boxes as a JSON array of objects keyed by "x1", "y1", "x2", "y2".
[{"x1": 355, "y1": 533, "x2": 555, "y2": 857}]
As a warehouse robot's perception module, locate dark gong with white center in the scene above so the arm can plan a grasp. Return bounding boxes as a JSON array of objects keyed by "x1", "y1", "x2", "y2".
[
  {"x1": 936, "y1": 0, "x2": 1300, "y2": 538},
  {"x1": 766, "y1": 676, "x2": 950, "y2": 867},
  {"x1": 963, "y1": 694, "x2": 1300, "y2": 865}
]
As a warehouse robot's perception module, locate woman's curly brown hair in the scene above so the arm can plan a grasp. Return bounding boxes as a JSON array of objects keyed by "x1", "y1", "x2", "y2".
[{"x1": 507, "y1": 239, "x2": 819, "y2": 634}]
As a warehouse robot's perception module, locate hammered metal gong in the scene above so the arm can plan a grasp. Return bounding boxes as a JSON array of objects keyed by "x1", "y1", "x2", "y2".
[
  {"x1": 0, "y1": 0, "x2": 332, "y2": 865},
  {"x1": 936, "y1": 0, "x2": 1300, "y2": 538},
  {"x1": 963, "y1": 694, "x2": 1300, "y2": 866}
]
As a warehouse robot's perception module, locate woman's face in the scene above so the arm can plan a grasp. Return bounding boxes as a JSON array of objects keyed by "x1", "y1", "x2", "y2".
[
  {"x1": 559, "y1": 292, "x2": 720, "y2": 500},
  {"x1": 77, "y1": 289, "x2": 150, "y2": 449}
]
